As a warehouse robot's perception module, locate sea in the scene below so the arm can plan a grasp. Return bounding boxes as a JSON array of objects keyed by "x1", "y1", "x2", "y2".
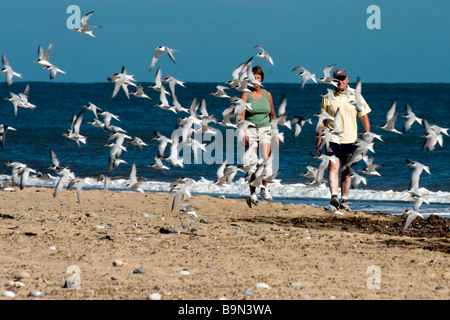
[{"x1": 1, "y1": 81, "x2": 449, "y2": 218}]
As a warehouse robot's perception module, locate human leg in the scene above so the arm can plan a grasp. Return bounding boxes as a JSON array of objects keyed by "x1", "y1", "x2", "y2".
[
  {"x1": 328, "y1": 158, "x2": 340, "y2": 206},
  {"x1": 259, "y1": 141, "x2": 273, "y2": 200}
]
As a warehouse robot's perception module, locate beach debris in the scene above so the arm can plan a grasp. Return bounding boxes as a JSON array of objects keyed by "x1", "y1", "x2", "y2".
[
  {"x1": 14, "y1": 272, "x2": 30, "y2": 280},
  {"x1": 256, "y1": 282, "x2": 270, "y2": 289},
  {"x1": 8, "y1": 280, "x2": 25, "y2": 288},
  {"x1": 147, "y1": 292, "x2": 162, "y2": 300},
  {"x1": 133, "y1": 268, "x2": 146, "y2": 274},
  {"x1": 63, "y1": 278, "x2": 80, "y2": 289},
  {"x1": 2, "y1": 290, "x2": 15, "y2": 298},
  {"x1": 179, "y1": 269, "x2": 190, "y2": 276},
  {"x1": 112, "y1": 259, "x2": 128, "y2": 267},
  {"x1": 28, "y1": 290, "x2": 45, "y2": 298},
  {"x1": 242, "y1": 290, "x2": 253, "y2": 296}
]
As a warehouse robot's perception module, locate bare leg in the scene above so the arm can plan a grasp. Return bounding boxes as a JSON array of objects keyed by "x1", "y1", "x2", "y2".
[
  {"x1": 260, "y1": 142, "x2": 271, "y2": 190},
  {"x1": 328, "y1": 158, "x2": 340, "y2": 196},
  {"x1": 340, "y1": 167, "x2": 352, "y2": 198}
]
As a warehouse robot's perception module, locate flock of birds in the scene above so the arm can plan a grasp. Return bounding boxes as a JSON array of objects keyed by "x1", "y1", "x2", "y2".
[{"x1": 0, "y1": 11, "x2": 448, "y2": 232}]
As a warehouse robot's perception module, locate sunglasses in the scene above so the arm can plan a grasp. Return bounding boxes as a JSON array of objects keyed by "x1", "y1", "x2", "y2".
[{"x1": 334, "y1": 76, "x2": 347, "y2": 81}]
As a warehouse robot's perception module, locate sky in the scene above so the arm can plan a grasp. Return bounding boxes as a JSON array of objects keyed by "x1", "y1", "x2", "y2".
[{"x1": 1, "y1": 0, "x2": 449, "y2": 84}]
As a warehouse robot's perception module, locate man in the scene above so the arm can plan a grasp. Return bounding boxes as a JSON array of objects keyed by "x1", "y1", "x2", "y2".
[{"x1": 315, "y1": 69, "x2": 371, "y2": 210}]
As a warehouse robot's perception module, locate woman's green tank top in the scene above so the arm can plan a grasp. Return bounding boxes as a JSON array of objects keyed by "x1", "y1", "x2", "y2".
[{"x1": 245, "y1": 89, "x2": 271, "y2": 128}]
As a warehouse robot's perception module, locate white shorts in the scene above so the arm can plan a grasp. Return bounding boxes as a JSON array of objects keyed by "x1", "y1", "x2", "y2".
[{"x1": 246, "y1": 126, "x2": 272, "y2": 148}]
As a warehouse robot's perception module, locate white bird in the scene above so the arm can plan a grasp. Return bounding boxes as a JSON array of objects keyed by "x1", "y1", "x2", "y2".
[
  {"x1": 5, "y1": 161, "x2": 27, "y2": 186},
  {"x1": 20, "y1": 167, "x2": 36, "y2": 190},
  {"x1": 130, "y1": 84, "x2": 151, "y2": 99},
  {"x1": 128, "y1": 136, "x2": 148, "y2": 149},
  {"x1": 350, "y1": 77, "x2": 366, "y2": 113},
  {"x1": 1, "y1": 54, "x2": 22, "y2": 86},
  {"x1": 360, "y1": 131, "x2": 384, "y2": 144},
  {"x1": 164, "y1": 130, "x2": 184, "y2": 168},
  {"x1": 126, "y1": 163, "x2": 144, "y2": 193},
  {"x1": 109, "y1": 158, "x2": 127, "y2": 172},
  {"x1": 307, "y1": 153, "x2": 336, "y2": 187},
  {"x1": 170, "y1": 177, "x2": 195, "y2": 211},
  {"x1": 148, "y1": 67, "x2": 163, "y2": 92},
  {"x1": 17, "y1": 84, "x2": 36, "y2": 110},
  {"x1": 43, "y1": 64, "x2": 66, "y2": 80},
  {"x1": 189, "y1": 138, "x2": 207, "y2": 163},
  {"x1": 99, "y1": 110, "x2": 120, "y2": 131},
  {"x1": 179, "y1": 200, "x2": 198, "y2": 218},
  {"x1": 255, "y1": 45, "x2": 274, "y2": 69},
  {"x1": 87, "y1": 118, "x2": 106, "y2": 130},
  {"x1": 63, "y1": 109, "x2": 86, "y2": 147},
  {"x1": 292, "y1": 65, "x2": 317, "y2": 89},
  {"x1": 226, "y1": 61, "x2": 246, "y2": 89},
  {"x1": 47, "y1": 149, "x2": 61, "y2": 173},
  {"x1": 97, "y1": 174, "x2": 114, "y2": 190},
  {"x1": 300, "y1": 165, "x2": 319, "y2": 179},
  {"x1": 359, "y1": 156, "x2": 382, "y2": 176},
  {"x1": 53, "y1": 168, "x2": 76, "y2": 198},
  {"x1": 153, "y1": 130, "x2": 173, "y2": 158},
  {"x1": 325, "y1": 204, "x2": 343, "y2": 215},
  {"x1": 314, "y1": 109, "x2": 334, "y2": 133},
  {"x1": 34, "y1": 43, "x2": 53, "y2": 67},
  {"x1": 320, "y1": 88, "x2": 337, "y2": 102},
  {"x1": 291, "y1": 116, "x2": 312, "y2": 138},
  {"x1": 271, "y1": 93, "x2": 290, "y2": 129},
  {"x1": 406, "y1": 158, "x2": 430, "y2": 193},
  {"x1": 148, "y1": 156, "x2": 169, "y2": 170},
  {"x1": 428, "y1": 122, "x2": 449, "y2": 137},
  {"x1": 154, "y1": 85, "x2": 176, "y2": 112},
  {"x1": 74, "y1": 178, "x2": 85, "y2": 203},
  {"x1": 164, "y1": 75, "x2": 187, "y2": 113},
  {"x1": 73, "y1": 11, "x2": 102, "y2": 37},
  {"x1": 4, "y1": 87, "x2": 36, "y2": 117},
  {"x1": 402, "y1": 103, "x2": 422, "y2": 133},
  {"x1": 0, "y1": 124, "x2": 17, "y2": 151},
  {"x1": 317, "y1": 64, "x2": 337, "y2": 87},
  {"x1": 82, "y1": 102, "x2": 103, "y2": 119},
  {"x1": 377, "y1": 100, "x2": 402, "y2": 134},
  {"x1": 349, "y1": 167, "x2": 367, "y2": 188},
  {"x1": 401, "y1": 208, "x2": 424, "y2": 233},
  {"x1": 421, "y1": 119, "x2": 444, "y2": 151},
  {"x1": 4, "y1": 92, "x2": 22, "y2": 117},
  {"x1": 105, "y1": 142, "x2": 127, "y2": 163},
  {"x1": 108, "y1": 66, "x2": 137, "y2": 99},
  {"x1": 211, "y1": 85, "x2": 230, "y2": 98},
  {"x1": 149, "y1": 46, "x2": 177, "y2": 71}
]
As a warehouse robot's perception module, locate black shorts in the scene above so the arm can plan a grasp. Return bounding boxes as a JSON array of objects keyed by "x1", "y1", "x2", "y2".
[{"x1": 326, "y1": 142, "x2": 357, "y2": 164}]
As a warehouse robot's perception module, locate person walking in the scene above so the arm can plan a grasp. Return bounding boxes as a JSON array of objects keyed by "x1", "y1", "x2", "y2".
[
  {"x1": 315, "y1": 69, "x2": 371, "y2": 210},
  {"x1": 240, "y1": 65, "x2": 278, "y2": 206}
]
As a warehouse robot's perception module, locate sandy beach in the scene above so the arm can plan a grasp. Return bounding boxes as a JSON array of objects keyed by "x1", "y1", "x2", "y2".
[{"x1": 0, "y1": 187, "x2": 448, "y2": 301}]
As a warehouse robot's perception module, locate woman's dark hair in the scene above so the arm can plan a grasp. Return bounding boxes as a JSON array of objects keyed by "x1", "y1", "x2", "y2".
[{"x1": 252, "y1": 65, "x2": 264, "y2": 82}]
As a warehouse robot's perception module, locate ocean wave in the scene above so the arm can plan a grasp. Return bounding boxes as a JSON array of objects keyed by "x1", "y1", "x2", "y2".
[{"x1": 3, "y1": 174, "x2": 450, "y2": 205}]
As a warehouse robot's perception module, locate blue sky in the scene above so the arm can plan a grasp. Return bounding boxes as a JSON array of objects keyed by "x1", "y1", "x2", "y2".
[{"x1": 1, "y1": 0, "x2": 449, "y2": 83}]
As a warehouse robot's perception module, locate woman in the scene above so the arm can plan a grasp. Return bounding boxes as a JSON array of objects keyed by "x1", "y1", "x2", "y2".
[{"x1": 240, "y1": 65, "x2": 278, "y2": 205}]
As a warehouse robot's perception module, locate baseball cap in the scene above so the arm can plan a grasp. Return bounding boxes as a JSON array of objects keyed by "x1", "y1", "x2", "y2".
[{"x1": 333, "y1": 69, "x2": 348, "y2": 79}]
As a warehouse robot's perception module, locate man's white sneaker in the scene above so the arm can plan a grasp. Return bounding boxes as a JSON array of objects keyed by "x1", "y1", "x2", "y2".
[{"x1": 260, "y1": 189, "x2": 273, "y2": 201}]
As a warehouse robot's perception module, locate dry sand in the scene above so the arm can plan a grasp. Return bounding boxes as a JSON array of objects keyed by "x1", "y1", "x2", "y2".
[{"x1": 0, "y1": 187, "x2": 449, "y2": 301}]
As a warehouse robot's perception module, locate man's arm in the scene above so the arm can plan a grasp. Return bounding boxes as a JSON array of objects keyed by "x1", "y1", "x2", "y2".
[{"x1": 360, "y1": 114, "x2": 370, "y2": 132}]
